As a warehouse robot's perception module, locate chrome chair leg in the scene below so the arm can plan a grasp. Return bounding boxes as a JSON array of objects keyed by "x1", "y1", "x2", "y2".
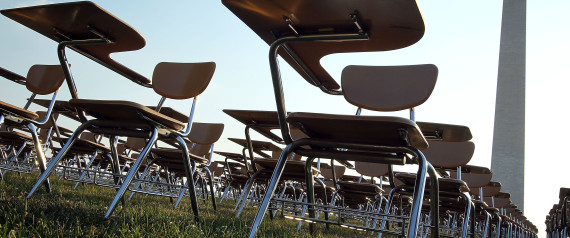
[
  {"x1": 379, "y1": 187, "x2": 401, "y2": 238},
  {"x1": 174, "y1": 180, "x2": 187, "y2": 209},
  {"x1": 248, "y1": 143, "x2": 295, "y2": 238},
  {"x1": 28, "y1": 121, "x2": 90, "y2": 198},
  {"x1": 175, "y1": 135, "x2": 200, "y2": 222},
  {"x1": 237, "y1": 171, "x2": 261, "y2": 217},
  {"x1": 304, "y1": 157, "x2": 316, "y2": 235},
  {"x1": 495, "y1": 214, "x2": 502, "y2": 238},
  {"x1": 27, "y1": 123, "x2": 51, "y2": 192},
  {"x1": 482, "y1": 210, "x2": 490, "y2": 238},
  {"x1": 235, "y1": 177, "x2": 254, "y2": 210},
  {"x1": 109, "y1": 136, "x2": 123, "y2": 186},
  {"x1": 109, "y1": 136, "x2": 125, "y2": 206},
  {"x1": 297, "y1": 196, "x2": 309, "y2": 231},
  {"x1": 128, "y1": 161, "x2": 153, "y2": 200},
  {"x1": 104, "y1": 128, "x2": 158, "y2": 218},
  {"x1": 74, "y1": 152, "x2": 98, "y2": 189},
  {"x1": 426, "y1": 163, "x2": 440, "y2": 238},
  {"x1": 1, "y1": 142, "x2": 26, "y2": 176},
  {"x1": 460, "y1": 193, "x2": 472, "y2": 238},
  {"x1": 220, "y1": 181, "x2": 232, "y2": 203},
  {"x1": 204, "y1": 167, "x2": 217, "y2": 211},
  {"x1": 407, "y1": 151, "x2": 428, "y2": 238}
]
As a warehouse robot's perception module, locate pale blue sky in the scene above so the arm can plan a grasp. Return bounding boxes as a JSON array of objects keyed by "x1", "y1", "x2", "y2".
[{"x1": 0, "y1": 0, "x2": 568, "y2": 236}]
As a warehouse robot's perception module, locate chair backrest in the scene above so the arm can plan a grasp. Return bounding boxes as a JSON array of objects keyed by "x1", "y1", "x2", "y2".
[
  {"x1": 189, "y1": 143, "x2": 213, "y2": 157},
  {"x1": 420, "y1": 141, "x2": 475, "y2": 169},
  {"x1": 116, "y1": 143, "x2": 127, "y2": 155},
  {"x1": 341, "y1": 64, "x2": 438, "y2": 112},
  {"x1": 355, "y1": 161, "x2": 389, "y2": 178},
  {"x1": 470, "y1": 181, "x2": 501, "y2": 197},
  {"x1": 449, "y1": 165, "x2": 492, "y2": 188},
  {"x1": 125, "y1": 137, "x2": 146, "y2": 151},
  {"x1": 152, "y1": 62, "x2": 216, "y2": 99},
  {"x1": 187, "y1": 122, "x2": 224, "y2": 145},
  {"x1": 210, "y1": 161, "x2": 225, "y2": 177},
  {"x1": 321, "y1": 164, "x2": 346, "y2": 181},
  {"x1": 80, "y1": 132, "x2": 96, "y2": 142},
  {"x1": 25, "y1": 65, "x2": 65, "y2": 95},
  {"x1": 457, "y1": 172, "x2": 492, "y2": 189}
]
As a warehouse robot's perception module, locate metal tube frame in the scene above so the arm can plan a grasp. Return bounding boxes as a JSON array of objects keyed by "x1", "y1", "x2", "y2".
[
  {"x1": 268, "y1": 33, "x2": 368, "y2": 145},
  {"x1": 248, "y1": 137, "x2": 431, "y2": 238},
  {"x1": 104, "y1": 128, "x2": 158, "y2": 218}
]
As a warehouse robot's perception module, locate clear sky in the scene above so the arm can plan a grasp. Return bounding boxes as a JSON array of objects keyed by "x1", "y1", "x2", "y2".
[{"x1": 0, "y1": 0, "x2": 568, "y2": 236}]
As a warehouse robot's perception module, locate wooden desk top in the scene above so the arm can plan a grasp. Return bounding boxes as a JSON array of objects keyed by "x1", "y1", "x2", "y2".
[
  {"x1": 223, "y1": 109, "x2": 282, "y2": 143},
  {"x1": 223, "y1": 0, "x2": 425, "y2": 91},
  {"x1": 1, "y1": 1, "x2": 150, "y2": 86},
  {"x1": 0, "y1": 67, "x2": 26, "y2": 85}
]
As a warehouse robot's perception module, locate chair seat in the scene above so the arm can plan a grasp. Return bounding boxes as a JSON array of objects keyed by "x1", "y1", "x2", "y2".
[
  {"x1": 230, "y1": 174, "x2": 250, "y2": 181},
  {"x1": 52, "y1": 137, "x2": 110, "y2": 153},
  {"x1": 337, "y1": 180, "x2": 383, "y2": 195},
  {"x1": 69, "y1": 99, "x2": 185, "y2": 131},
  {"x1": 287, "y1": 112, "x2": 427, "y2": 150},
  {"x1": 150, "y1": 147, "x2": 209, "y2": 165},
  {"x1": 33, "y1": 99, "x2": 81, "y2": 122},
  {"x1": 416, "y1": 121, "x2": 472, "y2": 142},
  {"x1": 0, "y1": 100, "x2": 39, "y2": 120},
  {"x1": 253, "y1": 158, "x2": 319, "y2": 176},
  {"x1": 0, "y1": 131, "x2": 32, "y2": 143},
  {"x1": 395, "y1": 172, "x2": 469, "y2": 194},
  {"x1": 483, "y1": 193, "x2": 511, "y2": 208}
]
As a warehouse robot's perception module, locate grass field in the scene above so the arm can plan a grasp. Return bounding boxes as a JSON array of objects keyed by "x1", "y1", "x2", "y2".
[{"x1": 0, "y1": 171, "x2": 393, "y2": 237}]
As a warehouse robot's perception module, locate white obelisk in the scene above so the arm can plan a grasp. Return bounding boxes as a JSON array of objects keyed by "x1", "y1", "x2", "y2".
[{"x1": 491, "y1": 0, "x2": 526, "y2": 212}]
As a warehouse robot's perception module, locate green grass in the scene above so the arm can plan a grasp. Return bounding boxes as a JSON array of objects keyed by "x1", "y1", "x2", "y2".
[{"x1": 0, "y1": 172, "x2": 394, "y2": 237}]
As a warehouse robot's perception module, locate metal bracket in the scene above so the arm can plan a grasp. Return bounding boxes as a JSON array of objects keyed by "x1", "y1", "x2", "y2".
[
  {"x1": 283, "y1": 17, "x2": 299, "y2": 36},
  {"x1": 398, "y1": 128, "x2": 411, "y2": 147},
  {"x1": 350, "y1": 12, "x2": 366, "y2": 35}
]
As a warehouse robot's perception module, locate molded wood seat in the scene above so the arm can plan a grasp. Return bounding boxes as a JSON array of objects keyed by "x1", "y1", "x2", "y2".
[
  {"x1": 416, "y1": 122, "x2": 473, "y2": 142},
  {"x1": 151, "y1": 146, "x2": 211, "y2": 167},
  {"x1": 52, "y1": 133, "x2": 110, "y2": 154},
  {"x1": 70, "y1": 99, "x2": 186, "y2": 131},
  {"x1": 483, "y1": 192, "x2": 511, "y2": 208},
  {"x1": 396, "y1": 172, "x2": 469, "y2": 194},
  {"x1": 449, "y1": 165, "x2": 493, "y2": 189},
  {"x1": 421, "y1": 140, "x2": 475, "y2": 169},
  {"x1": 33, "y1": 99, "x2": 81, "y2": 122},
  {"x1": 470, "y1": 181, "x2": 501, "y2": 197},
  {"x1": 0, "y1": 131, "x2": 32, "y2": 143},
  {"x1": 253, "y1": 158, "x2": 319, "y2": 176},
  {"x1": 0, "y1": 101, "x2": 38, "y2": 120},
  {"x1": 336, "y1": 180, "x2": 383, "y2": 196},
  {"x1": 287, "y1": 112, "x2": 428, "y2": 150}
]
